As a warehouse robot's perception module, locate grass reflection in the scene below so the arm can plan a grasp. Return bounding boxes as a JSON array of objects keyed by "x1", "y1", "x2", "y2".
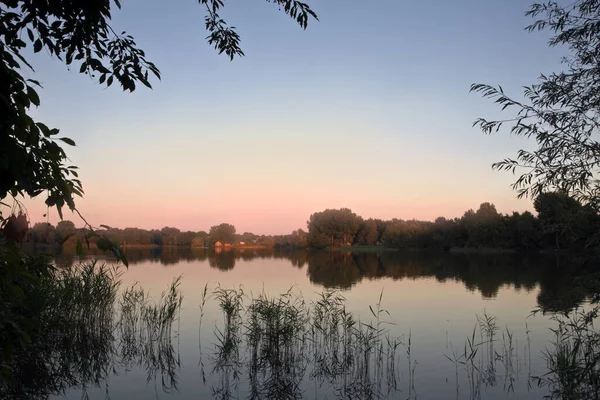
[
  {"x1": 0, "y1": 262, "x2": 183, "y2": 399},
  {"x1": 202, "y1": 286, "x2": 403, "y2": 399}
]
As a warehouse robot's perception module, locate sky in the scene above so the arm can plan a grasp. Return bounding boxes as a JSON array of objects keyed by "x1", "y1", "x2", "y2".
[{"x1": 21, "y1": 0, "x2": 566, "y2": 234}]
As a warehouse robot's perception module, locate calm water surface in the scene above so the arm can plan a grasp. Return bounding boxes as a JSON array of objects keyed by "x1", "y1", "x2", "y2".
[{"x1": 50, "y1": 248, "x2": 593, "y2": 400}]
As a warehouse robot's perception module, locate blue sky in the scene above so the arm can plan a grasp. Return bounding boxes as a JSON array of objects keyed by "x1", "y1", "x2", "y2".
[{"x1": 24, "y1": 0, "x2": 565, "y2": 234}]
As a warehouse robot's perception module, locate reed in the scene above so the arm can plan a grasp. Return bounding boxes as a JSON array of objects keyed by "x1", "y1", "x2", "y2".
[
  {"x1": 534, "y1": 307, "x2": 600, "y2": 399},
  {"x1": 443, "y1": 311, "x2": 530, "y2": 400},
  {"x1": 202, "y1": 286, "x2": 403, "y2": 399},
  {"x1": 1, "y1": 263, "x2": 184, "y2": 399}
]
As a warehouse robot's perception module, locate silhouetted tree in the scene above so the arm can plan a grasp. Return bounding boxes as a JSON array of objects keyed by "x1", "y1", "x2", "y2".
[
  {"x1": 381, "y1": 219, "x2": 435, "y2": 249},
  {"x1": 160, "y1": 227, "x2": 181, "y2": 247},
  {"x1": 191, "y1": 236, "x2": 205, "y2": 248},
  {"x1": 307, "y1": 208, "x2": 361, "y2": 248},
  {"x1": 472, "y1": 0, "x2": 600, "y2": 208},
  {"x1": 534, "y1": 192, "x2": 583, "y2": 250},
  {"x1": 28, "y1": 223, "x2": 56, "y2": 245},
  {"x1": 469, "y1": 203, "x2": 503, "y2": 248},
  {"x1": 150, "y1": 231, "x2": 163, "y2": 246},
  {"x1": 275, "y1": 229, "x2": 308, "y2": 248},
  {"x1": 209, "y1": 223, "x2": 236, "y2": 245},
  {"x1": 55, "y1": 220, "x2": 76, "y2": 242},
  {"x1": 355, "y1": 219, "x2": 379, "y2": 246}
]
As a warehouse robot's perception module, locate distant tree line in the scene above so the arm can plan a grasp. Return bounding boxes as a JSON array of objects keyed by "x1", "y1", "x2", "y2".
[
  {"x1": 306, "y1": 192, "x2": 600, "y2": 252},
  {"x1": 25, "y1": 220, "x2": 309, "y2": 250},
  {"x1": 25, "y1": 192, "x2": 599, "y2": 253}
]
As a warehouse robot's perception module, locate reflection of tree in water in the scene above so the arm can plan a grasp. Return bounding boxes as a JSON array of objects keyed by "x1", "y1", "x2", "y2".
[
  {"x1": 49, "y1": 247, "x2": 598, "y2": 313},
  {"x1": 155, "y1": 246, "x2": 206, "y2": 266},
  {"x1": 535, "y1": 256, "x2": 591, "y2": 313},
  {"x1": 306, "y1": 251, "x2": 596, "y2": 313},
  {"x1": 432, "y1": 253, "x2": 540, "y2": 299},
  {"x1": 306, "y1": 251, "x2": 362, "y2": 289},
  {"x1": 275, "y1": 250, "x2": 308, "y2": 269},
  {"x1": 209, "y1": 250, "x2": 237, "y2": 271},
  {"x1": 48, "y1": 246, "x2": 212, "y2": 268},
  {"x1": 236, "y1": 248, "x2": 272, "y2": 261}
]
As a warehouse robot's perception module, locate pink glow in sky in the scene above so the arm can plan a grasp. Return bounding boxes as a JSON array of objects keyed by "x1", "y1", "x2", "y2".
[{"x1": 16, "y1": 0, "x2": 551, "y2": 234}]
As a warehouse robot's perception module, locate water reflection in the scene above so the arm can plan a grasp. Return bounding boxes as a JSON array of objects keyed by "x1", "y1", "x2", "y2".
[
  {"x1": 304, "y1": 251, "x2": 594, "y2": 313},
  {"x1": 49, "y1": 246, "x2": 595, "y2": 313},
  {"x1": 0, "y1": 266, "x2": 183, "y2": 400},
  {"x1": 209, "y1": 249, "x2": 237, "y2": 271},
  {"x1": 207, "y1": 288, "x2": 401, "y2": 400},
  {"x1": 8, "y1": 249, "x2": 599, "y2": 400}
]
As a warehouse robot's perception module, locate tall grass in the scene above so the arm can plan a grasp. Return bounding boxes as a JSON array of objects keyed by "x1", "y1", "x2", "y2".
[
  {"x1": 309, "y1": 290, "x2": 402, "y2": 399},
  {"x1": 534, "y1": 307, "x2": 600, "y2": 399},
  {"x1": 443, "y1": 311, "x2": 530, "y2": 400},
  {"x1": 210, "y1": 285, "x2": 245, "y2": 399},
  {"x1": 1, "y1": 262, "x2": 122, "y2": 398},
  {"x1": 198, "y1": 283, "x2": 209, "y2": 385},
  {"x1": 200, "y1": 287, "x2": 546, "y2": 399},
  {"x1": 200, "y1": 286, "x2": 403, "y2": 399},
  {"x1": 118, "y1": 276, "x2": 183, "y2": 391},
  {"x1": 0, "y1": 262, "x2": 184, "y2": 399},
  {"x1": 246, "y1": 288, "x2": 308, "y2": 399}
]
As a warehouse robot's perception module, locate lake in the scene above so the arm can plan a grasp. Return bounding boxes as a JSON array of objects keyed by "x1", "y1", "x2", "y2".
[{"x1": 46, "y1": 248, "x2": 594, "y2": 400}]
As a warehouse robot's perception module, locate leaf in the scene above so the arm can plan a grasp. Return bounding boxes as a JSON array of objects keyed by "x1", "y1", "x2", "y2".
[
  {"x1": 33, "y1": 39, "x2": 42, "y2": 53},
  {"x1": 36, "y1": 122, "x2": 51, "y2": 136},
  {"x1": 59, "y1": 137, "x2": 76, "y2": 146},
  {"x1": 27, "y1": 79, "x2": 42, "y2": 87},
  {"x1": 27, "y1": 28, "x2": 34, "y2": 42},
  {"x1": 27, "y1": 86, "x2": 40, "y2": 106},
  {"x1": 111, "y1": 246, "x2": 120, "y2": 260},
  {"x1": 139, "y1": 77, "x2": 152, "y2": 89}
]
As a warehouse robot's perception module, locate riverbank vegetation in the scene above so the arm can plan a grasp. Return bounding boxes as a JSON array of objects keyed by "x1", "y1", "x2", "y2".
[
  {"x1": 24, "y1": 192, "x2": 600, "y2": 254},
  {"x1": 0, "y1": 262, "x2": 183, "y2": 399}
]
